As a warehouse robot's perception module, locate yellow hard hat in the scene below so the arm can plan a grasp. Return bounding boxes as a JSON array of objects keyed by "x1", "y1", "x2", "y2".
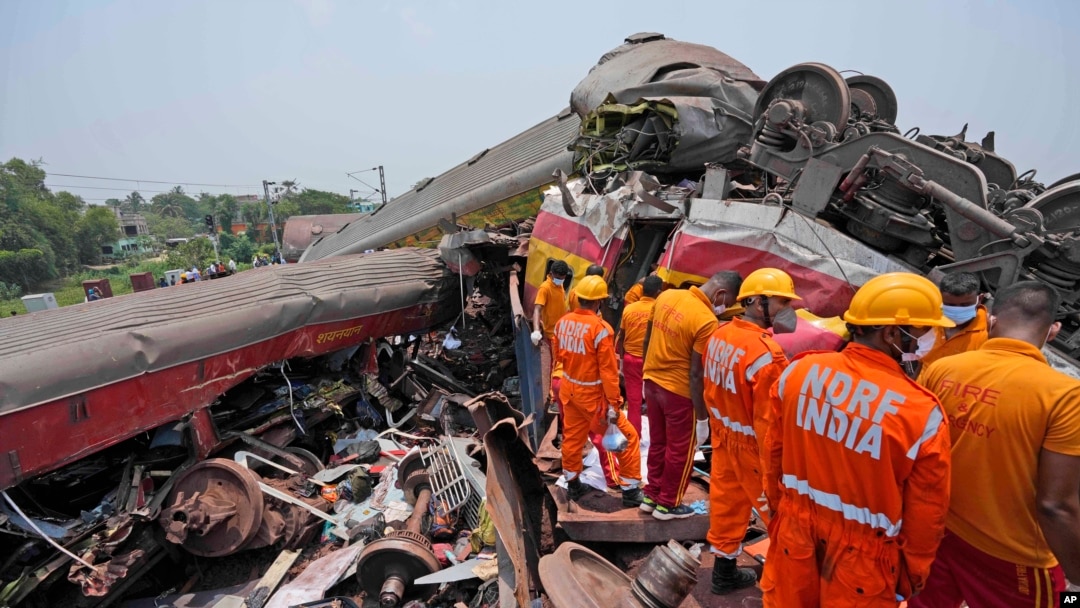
[
  {"x1": 575, "y1": 275, "x2": 609, "y2": 301},
  {"x1": 843, "y1": 272, "x2": 955, "y2": 327},
  {"x1": 181, "y1": 272, "x2": 188, "y2": 280},
  {"x1": 737, "y1": 268, "x2": 801, "y2": 301}
]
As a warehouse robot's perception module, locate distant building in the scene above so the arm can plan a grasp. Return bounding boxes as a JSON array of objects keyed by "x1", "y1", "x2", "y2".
[
  {"x1": 112, "y1": 207, "x2": 150, "y2": 238},
  {"x1": 101, "y1": 208, "x2": 152, "y2": 258}
]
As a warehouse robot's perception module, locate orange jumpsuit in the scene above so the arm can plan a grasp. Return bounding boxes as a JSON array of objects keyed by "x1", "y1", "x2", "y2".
[
  {"x1": 553, "y1": 308, "x2": 641, "y2": 487},
  {"x1": 761, "y1": 343, "x2": 951, "y2": 607},
  {"x1": 703, "y1": 318, "x2": 787, "y2": 558}
]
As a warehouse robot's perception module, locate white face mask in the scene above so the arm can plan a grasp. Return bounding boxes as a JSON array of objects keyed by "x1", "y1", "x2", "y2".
[
  {"x1": 713, "y1": 304, "x2": 727, "y2": 316},
  {"x1": 900, "y1": 330, "x2": 937, "y2": 361}
]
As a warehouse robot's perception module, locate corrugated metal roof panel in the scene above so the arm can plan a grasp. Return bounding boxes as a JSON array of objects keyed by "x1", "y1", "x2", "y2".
[{"x1": 0, "y1": 249, "x2": 453, "y2": 414}]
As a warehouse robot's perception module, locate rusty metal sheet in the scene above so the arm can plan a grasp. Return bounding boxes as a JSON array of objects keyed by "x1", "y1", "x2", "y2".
[
  {"x1": 548, "y1": 478, "x2": 711, "y2": 544},
  {"x1": 481, "y1": 412, "x2": 547, "y2": 606}
]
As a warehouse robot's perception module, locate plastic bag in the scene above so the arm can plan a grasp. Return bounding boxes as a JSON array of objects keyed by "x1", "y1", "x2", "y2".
[
  {"x1": 442, "y1": 327, "x2": 462, "y2": 350},
  {"x1": 602, "y1": 421, "x2": 628, "y2": 453}
]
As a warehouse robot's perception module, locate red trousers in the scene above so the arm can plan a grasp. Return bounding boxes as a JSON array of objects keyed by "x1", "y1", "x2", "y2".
[
  {"x1": 551, "y1": 377, "x2": 620, "y2": 487},
  {"x1": 643, "y1": 380, "x2": 696, "y2": 509},
  {"x1": 907, "y1": 530, "x2": 1065, "y2": 608},
  {"x1": 622, "y1": 353, "x2": 644, "y2": 435}
]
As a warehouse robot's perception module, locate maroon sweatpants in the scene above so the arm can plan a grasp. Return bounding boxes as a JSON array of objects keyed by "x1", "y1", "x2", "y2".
[
  {"x1": 908, "y1": 530, "x2": 1065, "y2": 608},
  {"x1": 622, "y1": 353, "x2": 644, "y2": 435},
  {"x1": 643, "y1": 380, "x2": 696, "y2": 509}
]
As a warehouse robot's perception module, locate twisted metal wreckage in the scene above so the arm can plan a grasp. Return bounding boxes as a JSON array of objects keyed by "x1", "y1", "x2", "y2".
[{"x1": 3, "y1": 32, "x2": 1080, "y2": 607}]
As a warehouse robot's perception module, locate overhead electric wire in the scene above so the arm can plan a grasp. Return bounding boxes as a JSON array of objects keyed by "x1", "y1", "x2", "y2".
[
  {"x1": 46, "y1": 184, "x2": 176, "y2": 194},
  {"x1": 48, "y1": 172, "x2": 260, "y2": 188}
]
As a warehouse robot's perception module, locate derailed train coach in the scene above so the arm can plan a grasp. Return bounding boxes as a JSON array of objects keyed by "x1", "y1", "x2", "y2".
[
  {"x1": 5, "y1": 31, "x2": 1080, "y2": 608},
  {"x1": 523, "y1": 35, "x2": 1080, "y2": 378},
  {"x1": 0, "y1": 250, "x2": 464, "y2": 604}
]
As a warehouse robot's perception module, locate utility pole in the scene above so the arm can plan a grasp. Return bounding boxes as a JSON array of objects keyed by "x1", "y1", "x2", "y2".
[
  {"x1": 349, "y1": 189, "x2": 358, "y2": 209},
  {"x1": 263, "y1": 180, "x2": 282, "y2": 257},
  {"x1": 377, "y1": 165, "x2": 387, "y2": 205}
]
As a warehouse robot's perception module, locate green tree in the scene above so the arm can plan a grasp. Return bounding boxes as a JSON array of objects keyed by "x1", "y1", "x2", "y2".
[
  {"x1": 124, "y1": 191, "x2": 145, "y2": 214},
  {"x1": 224, "y1": 233, "x2": 256, "y2": 263},
  {"x1": 293, "y1": 189, "x2": 352, "y2": 215},
  {"x1": 151, "y1": 186, "x2": 192, "y2": 218},
  {"x1": 0, "y1": 249, "x2": 49, "y2": 291},
  {"x1": 214, "y1": 194, "x2": 239, "y2": 233},
  {"x1": 164, "y1": 237, "x2": 215, "y2": 271},
  {"x1": 76, "y1": 206, "x2": 120, "y2": 264},
  {"x1": 144, "y1": 211, "x2": 197, "y2": 239}
]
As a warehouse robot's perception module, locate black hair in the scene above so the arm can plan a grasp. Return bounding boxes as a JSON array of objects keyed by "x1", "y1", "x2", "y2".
[
  {"x1": 586, "y1": 264, "x2": 605, "y2": 277},
  {"x1": 550, "y1": 260, "x2": 570, "y2": 276},
  {"x1": 711, "y1": 270, "x2": 743, "y2": 295},
  {"x1": 990, "y1": 281, "x2": 1059, "y2": 326},
  {"x1": 642, "y1": 275, "x2": 663, "y2": 297},
  {"x1": 939, "y1": 272, "x2": 980, "y2": 297}
]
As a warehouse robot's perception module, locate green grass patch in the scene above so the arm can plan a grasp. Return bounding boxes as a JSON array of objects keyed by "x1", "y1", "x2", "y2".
[{"x1": 1, "y1": 259, "x2": 255, "y2": 317}]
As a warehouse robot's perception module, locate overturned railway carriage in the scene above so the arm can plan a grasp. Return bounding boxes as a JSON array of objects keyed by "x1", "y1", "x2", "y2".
[
  {"x1": 5, "y1": 32, "x2": 1080, "y2": 608},
  {"x1": 0, "y1": 249, "x2": 462, "y2": 604},
  {"x1": 523, "y1": 38, "x2": 1080, "y2": 375}
]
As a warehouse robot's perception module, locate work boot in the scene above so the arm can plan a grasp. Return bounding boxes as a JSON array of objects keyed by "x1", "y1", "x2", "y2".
[
  {"x1": 621, "y1": 487, "x2": 644, "y2": 508},
  {"x1": 711, "y1": 556, "x2": 757, "y2": 595},
  {"x1": 566, "y1": 477, "x2": 588, "y2": 501}
]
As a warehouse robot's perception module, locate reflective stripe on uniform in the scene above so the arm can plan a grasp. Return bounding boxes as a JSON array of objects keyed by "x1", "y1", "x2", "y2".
[
  {"x1": 906, "y1": 406, "x2": 944, "y2": 460},
  {"x1": 745, "y1": 351, "x2": 774, "y2": 382},
  {"x1": 563, "y1": 373, "x2": 602, "y2": 386},
  {"x1": 594, "y1": 328, "x2": 609, "y2": 349},
  {"x1": 777, "y1": 358, "x2": 800, "y2": 399},
  {"x1": 781, "y1": 474, "x2": 902, "y2": 537},
  {"x1": 709, "y1": 407, "x2": 756, "y2": 437}
]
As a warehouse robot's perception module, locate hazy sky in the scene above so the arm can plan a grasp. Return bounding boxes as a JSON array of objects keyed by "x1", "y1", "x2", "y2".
[{"x1": 1, "y1": 0, "x2": 1077, "y2": 204}]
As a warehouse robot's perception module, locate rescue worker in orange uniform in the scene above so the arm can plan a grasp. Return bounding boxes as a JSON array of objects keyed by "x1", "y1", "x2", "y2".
[
  {"x1": 617, "y1": 274, "x2": 662, "y2": 434},
  {"x1": 641, "y1": 271, "x2": 742, "y2": 520},
  {"x1": 762, "y1": 272, "x2": 953, "y2": 607},
  {"x1": 568, "y1": 264, "x2": 605, "y2": 312},
  {"x1": 553, "y1": 275, "x2": 643, "y2": 506},
  {"x1": 704, "y1": 268, "x2": 798, "y2": 594},
  {"x1": 532, "y1": 260, "x2": 570, "y2": 408},
  {"x1": 912, "y1": 281, "x2": 1080, "y2": 607},
  {"x1": 557, "y1": 264, "x2": 621, "y2": 488},
  {"x1": 919, "y1": 271, "x2": 988, "y2": 367}
]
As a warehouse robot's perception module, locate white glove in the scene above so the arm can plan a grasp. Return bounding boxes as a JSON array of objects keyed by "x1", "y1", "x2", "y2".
[
  {"x1": 530, "y1": 330, "x2": 542, "y2": 346},
  {"x1": 607, "y1": 406, "x2": 618, "y2": 423},
  {"x1": 696, "y1": 418, "x2": 710, "y2": 447}
]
